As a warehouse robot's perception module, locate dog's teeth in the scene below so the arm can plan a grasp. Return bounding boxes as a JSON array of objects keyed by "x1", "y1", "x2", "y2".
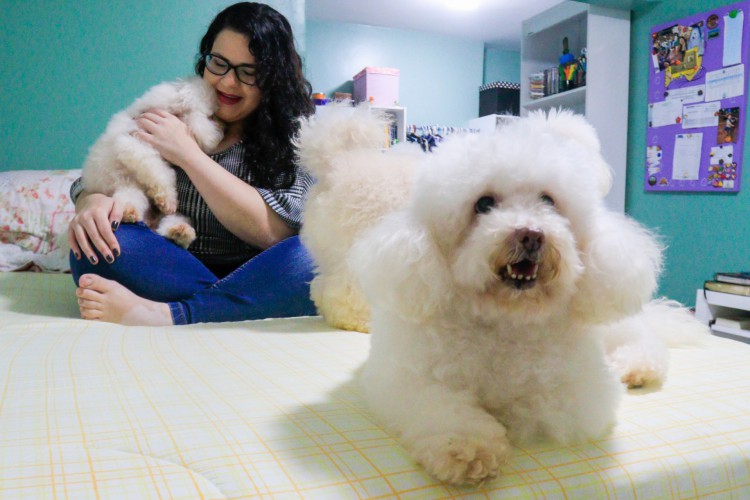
[
  {"x1": 507, "y1": 264, "x2": 513, "y2": 275},
  {"x1": 511, "y1": 274, "x2": 517, "y2": 279},
  {"x1": 525, "y1": 276, "x2": 531, "y2": 280}
]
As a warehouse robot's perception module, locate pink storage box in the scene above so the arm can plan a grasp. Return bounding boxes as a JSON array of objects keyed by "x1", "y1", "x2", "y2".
[{"x1": 352, "y1": 67, "x2": 400, "y2": 106}]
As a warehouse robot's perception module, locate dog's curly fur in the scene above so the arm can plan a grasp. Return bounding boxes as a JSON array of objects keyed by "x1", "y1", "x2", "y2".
[
  {"x1": 297, "y1": 104, "x2": 421, "y2": 331},
  {"x1": 303, "y1": 109, "x2": 710, "y2": 485},
  {"x1": 82, "y1": 77, "x2": 223, "y2": 248}
]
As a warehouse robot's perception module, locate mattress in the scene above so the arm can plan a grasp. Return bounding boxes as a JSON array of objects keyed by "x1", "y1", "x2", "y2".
[{"x1": 1, "y1": 271, "x2": 749, "y2": 498}]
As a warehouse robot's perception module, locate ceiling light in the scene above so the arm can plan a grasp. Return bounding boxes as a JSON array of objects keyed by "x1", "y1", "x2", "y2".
[{"x1": 433, "y1": 0, "x2": 483, "y2": 11}]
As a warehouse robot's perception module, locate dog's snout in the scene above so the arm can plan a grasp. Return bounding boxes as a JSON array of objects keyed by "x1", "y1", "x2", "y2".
[{"x1": 516, "y1": 228, "x2": 545, "y2": 253}]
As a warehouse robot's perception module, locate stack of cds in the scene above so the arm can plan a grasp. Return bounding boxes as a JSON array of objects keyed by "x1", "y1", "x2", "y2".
[{"x1": 529, "y1": 72, "x2": 545, "y2": 100}]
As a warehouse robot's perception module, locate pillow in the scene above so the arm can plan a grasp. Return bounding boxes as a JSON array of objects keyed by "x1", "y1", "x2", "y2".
[{"x1": 0, "y1": 169, "x2": 80, "y2": 272}]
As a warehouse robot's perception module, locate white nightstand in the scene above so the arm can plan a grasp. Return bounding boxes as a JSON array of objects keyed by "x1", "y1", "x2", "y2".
[{"x1": 695, "y1": 289, "x2": 750, "y2": 343}]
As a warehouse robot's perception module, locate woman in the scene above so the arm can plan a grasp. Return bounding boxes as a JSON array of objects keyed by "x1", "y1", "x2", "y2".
[{"x1": 68, "y1": 2, "x2": 318, "y2": 326}]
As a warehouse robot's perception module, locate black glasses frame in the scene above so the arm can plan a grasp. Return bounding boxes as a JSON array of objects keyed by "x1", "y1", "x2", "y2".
[{"x1": 203, "y1": 53, "x2": 258, "y2": 86}]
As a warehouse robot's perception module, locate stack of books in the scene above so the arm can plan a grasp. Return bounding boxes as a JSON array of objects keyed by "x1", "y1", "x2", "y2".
[{"x1": 704, "y1": 272, "x2": 750, "y2": 296}]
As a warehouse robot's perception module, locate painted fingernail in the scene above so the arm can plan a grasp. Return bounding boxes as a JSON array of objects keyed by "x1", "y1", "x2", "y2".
[
  {"x1": 74, "y1": 252, "x2": 81, "y2": 260},
  {"x1": 113, "y1": 248, "x2": 120, "y2": 258},
  {"x1": 89, "y1": 256, "x2": 98, "y2": 265},
  {"x1": 105, "y1": 254, "x2": 114, "y2": 264},
  {"x1": 112, "y1": 221, "x2": 120, "y2": 231}
]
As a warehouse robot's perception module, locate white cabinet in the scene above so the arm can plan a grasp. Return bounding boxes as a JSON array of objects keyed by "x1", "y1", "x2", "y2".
[
  {"x1": 315, "y1": 104, "x2": 406, "y2": 146},
  {"x1": 520, "y1": 1, "x2": 630, "y2": 212},
  {"x1": 467, "y1": 114, "x2": 518, "y2": 133},
  {"x1": 695, "y1": 289, "x2": 750, "y2": 342}
]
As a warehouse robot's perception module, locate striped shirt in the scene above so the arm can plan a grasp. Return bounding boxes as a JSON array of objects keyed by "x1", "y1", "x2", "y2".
[{"x1": 71, "y1": 141, "x2": 314, "y2": 272}]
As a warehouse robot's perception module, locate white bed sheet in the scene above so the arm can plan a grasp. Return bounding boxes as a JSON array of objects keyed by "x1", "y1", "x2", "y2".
[{"x1": 1, "y1": 272, "x2": 749, "y2": 499}]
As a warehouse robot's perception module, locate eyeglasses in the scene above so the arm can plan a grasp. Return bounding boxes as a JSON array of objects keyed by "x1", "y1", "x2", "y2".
[{"x1": 203, "y1": 53, "x2": 258, "y2": 86}]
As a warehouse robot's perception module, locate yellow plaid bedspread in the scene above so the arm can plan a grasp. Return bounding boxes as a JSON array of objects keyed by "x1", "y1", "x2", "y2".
[{"x1": 1, "y1": 272, "x2": 749, "y2": 499}]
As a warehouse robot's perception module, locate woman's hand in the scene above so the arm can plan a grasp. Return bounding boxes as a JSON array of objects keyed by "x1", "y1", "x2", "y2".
[
  {"x1": 68, "y1": 193, "x2": 123, "y2": 265},
  {"x1": 134, "y1": 109, "x2": 204, "y2": 168}
]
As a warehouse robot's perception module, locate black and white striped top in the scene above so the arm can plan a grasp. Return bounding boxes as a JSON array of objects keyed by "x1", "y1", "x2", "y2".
[{"x1": 71, "y1": 141, "x2": 314, "y2": 272}]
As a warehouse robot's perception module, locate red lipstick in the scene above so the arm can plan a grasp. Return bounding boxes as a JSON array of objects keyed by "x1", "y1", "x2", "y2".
[{"x1": 217, "y1": 91, "x2": 241, "y2": 105}]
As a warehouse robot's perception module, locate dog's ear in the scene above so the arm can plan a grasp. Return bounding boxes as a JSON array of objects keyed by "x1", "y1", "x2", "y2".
[
  {"x1": 529, "y1": 109, "x2": 614, "y2": 197},
  {"x1": 570, "y1": 209, "x2": 663, "y2": 323},
  {"x1": 349, "y1": 211, "x2": 451, "y2": 322}
]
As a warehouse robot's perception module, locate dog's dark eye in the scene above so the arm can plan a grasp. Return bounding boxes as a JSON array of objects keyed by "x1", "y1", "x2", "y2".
[
  {"x1": 540, "y1": 194, "x2": 555, "y2": 206},
  {"x1": 474, "y1": 195, "x2": 496, "y2": 214}
]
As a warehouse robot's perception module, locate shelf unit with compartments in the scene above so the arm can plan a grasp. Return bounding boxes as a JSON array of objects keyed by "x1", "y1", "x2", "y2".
[{"x1": 520, "y1": 1, "x2": 630, "y2": 212}]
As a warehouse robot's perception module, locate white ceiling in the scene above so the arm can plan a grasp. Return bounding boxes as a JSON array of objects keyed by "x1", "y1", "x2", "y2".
[{"x1": 305, "y1": 0, "x2": 566, "y2": 50}]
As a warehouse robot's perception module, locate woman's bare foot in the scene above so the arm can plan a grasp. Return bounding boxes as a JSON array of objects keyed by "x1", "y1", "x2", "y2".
[{"x1": 76, "y1": 274, "x2": 173, "y2": 326}]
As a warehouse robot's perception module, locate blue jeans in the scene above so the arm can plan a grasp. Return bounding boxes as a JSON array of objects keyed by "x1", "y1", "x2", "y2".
[{"x1": 69, "y1": 222, "x2": 317, "y2": 325}]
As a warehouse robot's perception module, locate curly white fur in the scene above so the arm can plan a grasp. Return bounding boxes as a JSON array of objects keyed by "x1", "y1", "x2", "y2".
[
  {"x1": 297, "y1": 104, "x2": 421, "y2": 331},
  {"x1": 81, "y1": 77, "x2": 223, "y2": 248},
  {"x1": 345, "y1": 110, "x2": 709, "y2": 485}
]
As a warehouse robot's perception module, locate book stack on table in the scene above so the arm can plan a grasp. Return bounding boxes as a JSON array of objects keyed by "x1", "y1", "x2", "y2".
[{"x1": 705, "y1": 272, "x2": 750, "y2": 296}]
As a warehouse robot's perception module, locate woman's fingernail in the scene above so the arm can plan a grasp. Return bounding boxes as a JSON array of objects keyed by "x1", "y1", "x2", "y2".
[
  {"x1": 89, "y1": 256, "x2": 98, "y2": 265},
  {"x1": 74, "y1": 252, "x2": 81, "y2": 260},
  {"x1": 105, "y1": 254, "x2": 114, "y2": 264},
  {"x1": 113, "y1": 248, "x2": 120, "y2": 258},
  {"x1": 112, "y1": 221, "x2": 120, "y2": 231}
]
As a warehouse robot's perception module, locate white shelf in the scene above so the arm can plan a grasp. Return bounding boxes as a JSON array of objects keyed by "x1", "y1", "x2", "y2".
[
  {"x1": 372, "y1": 106, "x2": 407, "y2": 144},
  {"x1": 712, "y1": 324, "x2": 750, "y2": 340},
  {"x1": 520, "y1": 1, "x2": 630, "y2": 213},
  {"x1": 524, "y1": 86, "x2": 586, "y2": 111}
]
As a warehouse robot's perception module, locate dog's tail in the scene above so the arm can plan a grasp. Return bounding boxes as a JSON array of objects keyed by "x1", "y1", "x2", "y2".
[
  {"x1": 295, "y1": 103, "x2": 393, "y2": 180},
  {"x1": 640, "y1": 298, "x2": 711, "y2": 348}
]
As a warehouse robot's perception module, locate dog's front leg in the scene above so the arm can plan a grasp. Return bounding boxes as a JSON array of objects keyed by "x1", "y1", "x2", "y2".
[{"x1": 365, "y1": 368, "x2": 511, "y2": 485}]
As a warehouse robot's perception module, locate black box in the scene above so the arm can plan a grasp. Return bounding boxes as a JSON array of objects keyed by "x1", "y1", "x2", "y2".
[{"x1": 479, "y1": 81, "x2": 520, "y2": 117}]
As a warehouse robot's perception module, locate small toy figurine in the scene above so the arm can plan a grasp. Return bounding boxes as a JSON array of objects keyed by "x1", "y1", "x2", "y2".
[
  {"x1": 559, "y1": 37, "x2": 575, "y2": 66},
  {"x1": 559, "y1": 37, "x2": 577, "y2": 91},
  {"x1": 577, "y1": 48, "x2": 587, "y2": 86}
]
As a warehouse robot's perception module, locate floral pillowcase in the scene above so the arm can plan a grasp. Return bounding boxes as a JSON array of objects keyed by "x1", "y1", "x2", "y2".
[{"x1": 0, "y1": 169, "x2": 80, "y2": 271}]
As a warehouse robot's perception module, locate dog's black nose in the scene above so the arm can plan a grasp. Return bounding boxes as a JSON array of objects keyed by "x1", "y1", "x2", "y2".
[{"x1": 516, "y1": 228, "x2": 545, "y2": 254}]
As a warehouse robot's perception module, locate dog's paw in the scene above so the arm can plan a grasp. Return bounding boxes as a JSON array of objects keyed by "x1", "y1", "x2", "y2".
[
  {"x1": 608, "y1": 344, "x2": 667, "y2": 389},
  {"x1": 412, "y1": 433, "x2": 511, "y2": 486},
  {"x1": 620, "y1": 366, "x2": 664, "y2": 389},
  {"x1": 165, "y1": 223, "x2": 196, "y2": 249},
  {"x1": 149, "y1": 189, "x2": 177, "y2": 215},
  {"x1": 121, "y1": 204, "x2": 142, "y2": 223}
]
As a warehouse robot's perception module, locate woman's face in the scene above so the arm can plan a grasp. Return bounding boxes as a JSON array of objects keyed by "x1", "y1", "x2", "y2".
[{"x1": 203, "y1": 29, "x2": 262, "y2": 127}]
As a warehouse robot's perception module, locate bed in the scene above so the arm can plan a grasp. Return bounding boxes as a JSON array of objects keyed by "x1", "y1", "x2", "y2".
[{"x1": 1, "y1": 172, "x2": 750, "y2": 498}]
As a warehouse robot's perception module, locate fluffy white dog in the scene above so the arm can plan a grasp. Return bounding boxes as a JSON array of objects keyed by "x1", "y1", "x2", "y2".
[
  {"x1": 297, "y1": 105, "x2": 421, "y2": 331},
  {"x1": 81, "y1": 77, "x2": 223, "y2": 248},
  {"x1": 344, "y1": 110, "x2": 709, "y2": 485}
]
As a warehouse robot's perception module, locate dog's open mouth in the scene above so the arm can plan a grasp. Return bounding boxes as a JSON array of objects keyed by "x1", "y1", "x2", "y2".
[{"x1": 499, "y1": 259, "x2": 539, "y2": 289}]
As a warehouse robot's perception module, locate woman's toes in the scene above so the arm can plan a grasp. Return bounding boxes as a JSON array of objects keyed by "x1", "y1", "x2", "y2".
[{"x1": 79, "y1": 273, "x2": 115, "y2": 293}]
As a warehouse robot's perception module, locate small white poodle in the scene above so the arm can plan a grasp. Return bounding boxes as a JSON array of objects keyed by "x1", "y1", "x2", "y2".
[
  {"x1": 297, "y1": 104, "x2": 421, "y2": 331},
  {"x1": 81, "y1": 77, "x2": 223, "y2": 248},
  {"x1": 343, "y1": 110, "x2": 709, "y2": 485}
]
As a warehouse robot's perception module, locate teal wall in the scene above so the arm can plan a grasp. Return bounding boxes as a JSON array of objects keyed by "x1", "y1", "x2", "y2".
[
  {"x1": 305, "y1": 20, "x2": 484, "y2": 126},
  {"x1": 628, "y1": 0, "x2": 750, "y2": 306},
  {"x1": 483, "y1": 47, "x2": 521, "y2": 85},
  {"x1": 0, "y1": 0, "x2": 303, "y2": 172}
]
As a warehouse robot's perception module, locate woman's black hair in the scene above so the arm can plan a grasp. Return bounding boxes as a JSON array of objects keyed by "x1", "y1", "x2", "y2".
[{"x1": 195, "y1": 2, "x2": 313, "y2": 189}]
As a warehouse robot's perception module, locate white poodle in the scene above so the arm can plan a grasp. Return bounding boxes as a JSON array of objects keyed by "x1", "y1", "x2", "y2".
[
  {"x1": 81, "y1": 77, "x2": 223, "y2": 248},
  {"x1": 297, "y1": 104, "x2": 421, "y2": 331},
  {"x1": 343, "y1": 110, "x2": 709, "y2": 485}
]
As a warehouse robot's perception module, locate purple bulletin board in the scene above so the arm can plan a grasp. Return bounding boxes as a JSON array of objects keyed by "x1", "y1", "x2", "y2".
[{"x1": 646, "y1": 1, "x2": 750, "y2": 192}]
